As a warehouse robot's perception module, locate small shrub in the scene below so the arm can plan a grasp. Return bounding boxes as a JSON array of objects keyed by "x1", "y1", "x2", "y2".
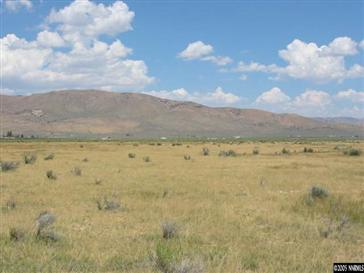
[
  {"x1": 344, "y1": 148, "x2": 362, "y2": 156},
  {"x1": 44, "y1": 153, "x2": 55, "y2": 160},
  {"x1": 95, "y1": 178, "x2": 102, "y2": 185},
  {"x1": 128, "y1": 153, "x2": 136, "y2": 159},
  {"x1": 252, "y1": 148, "x2": 259, "y2": 155},
  {"x1": 162, "y1": 190, "x2": 169, "y2": 198},
  {"x1": 46, "y1": 170, "x2": 57, "y2": 180},
  {"x1": 36, "y1": 211, "x2": 56, "y2": 231},
  {"x1": 202, "y1": 147, "x2": 209, "y2": 156},
  {"x1": 143, "y1": 156, "x2": 151, "y2": 163},
  {"x1": 154, "y1": 242, "x2": 175, "y2": 273},
  {"x1": 184, "y1": 155, "x2": 191, "y2": 160},
  {"x1": 72, "y1": 167, "x2": 82, "y2": 176},
  {"x1": 9, "y1": 227, "x2": 25, "y2": 241},
  {"x1": 310, "y1": 186, "x2": 328, "y2": 199},
  {"x1": 173, "y1": 259, "x2": 204, "y2": 273},
  {"x1": 303, "y1": 147, "x2": 314, "y2": 153},
  {"x1": 5, "y1": 199, "x2": 16, "y2": 210},
  {"x1": 97, "y1": 197, "x2": 121, "y2": 211},
  {"x1": 218, "y1": 150, "x2": 237, "y2": 157},
  {"x1": 82, "y1": 158, "x2": 89, "y2": 162},
  {"x1": 162, "y1": 221, "x2": 178, "y2": 239},
  {"x1": 24, "y1": 154, "x2": 37, "y2": 164},
  {"x1": 35, "y1": 211, "x2": 60, "y2": 241},
  {"x1": 281, "y1": 148, "x2": 290, "y2": 154},
  {"x1": 1, "y1": 161, "x2": 19, "y2": 172}
]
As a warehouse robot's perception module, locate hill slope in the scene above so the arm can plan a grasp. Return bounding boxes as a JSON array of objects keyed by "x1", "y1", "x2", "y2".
[{"x1": 1, "y1": 90, "x2": 363, "y2": 138}]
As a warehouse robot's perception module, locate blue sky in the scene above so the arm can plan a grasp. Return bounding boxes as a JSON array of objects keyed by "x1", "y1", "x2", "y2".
[{"x1": 1, "y1": 0, "x2": 363, "y2": 117}]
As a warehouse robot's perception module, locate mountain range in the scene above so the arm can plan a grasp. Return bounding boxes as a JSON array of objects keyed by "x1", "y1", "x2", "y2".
[{"x1": 1, "y1": 90, "x2": 363, "y2": 138}]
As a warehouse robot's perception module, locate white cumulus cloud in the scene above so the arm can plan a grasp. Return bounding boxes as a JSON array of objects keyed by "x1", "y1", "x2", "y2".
[
  {"x1": 144, "y1": 86, "x2": 241, "y2": 106},
  {"x1": 234, "y1": 37, "x2": 364, "y2": 83},
  {"x1": 1, "y1": 0, "x2": 154, "y2": 94},
  {"x1": 256, "y1": 87, "x2": 291, "y2": 104},
  {"x1": 335, "y1": 89, "x2": 364, "y2": 103},
  {"x1": 178, "y1": 41, "x2": 232, "y2": 66},
  {"x1": 4, "y1": 0, "x2": 32, "y2": 11},
  {"x1": 178, "y1": 41, "x2": 213, "y2": 60},
  {"x1": 36, "y1": 31, "x2": 65, "y2": 48},
  {"x1": 47, "y1": 0, "x2": 134, "y2": 45},
  {"x1": 292, "y1": 90, "x2": 332, "y2": 108}
]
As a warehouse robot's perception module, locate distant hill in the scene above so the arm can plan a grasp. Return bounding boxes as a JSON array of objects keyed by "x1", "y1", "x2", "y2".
[{"x1": 1, "y1": 90, "x2": 363, "y2": 138}]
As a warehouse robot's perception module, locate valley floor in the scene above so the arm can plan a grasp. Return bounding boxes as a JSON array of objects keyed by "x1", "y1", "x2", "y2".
[{"x1": 0, "y1": 140, "x2": 363, "y2": 273}]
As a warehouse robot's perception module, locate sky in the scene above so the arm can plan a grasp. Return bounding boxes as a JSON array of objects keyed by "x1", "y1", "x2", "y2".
[{"x1": 1, "y1": 0, "x2": 364, "y2": 117}]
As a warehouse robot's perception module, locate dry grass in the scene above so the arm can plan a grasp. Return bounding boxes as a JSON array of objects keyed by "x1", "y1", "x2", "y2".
[{"x1": 0, "y1": 140, "x2": 363, "y2": 272}]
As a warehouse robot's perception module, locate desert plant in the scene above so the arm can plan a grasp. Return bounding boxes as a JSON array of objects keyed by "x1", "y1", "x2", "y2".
[
  {"x1": 97, "y1": 197, "x2": 121, "y2": 211},
  {"x1": 128, "y1": 153, "x2": 136, "y2": 159},
  {"x1": 310, "y1": 186, "x2": 328, "y2": 199},
  {"x1": 72, "y1": 167, "x2": 82, "y2": 176},
  {"x1": 44, "y1": 153, "x2": 55, "y2": 160},
  {"x1": 46, "y1": 170, "x2": 57, "y2": 180},
  {"x1": 162, "y1": 221, "x2": 178, "y2": 239},
  {"x1": 35, "y1": 211, "x2": 60, "y2": 241},
  {"x1": 24, "y1": 154, "x2": 37, "y2": 164},
  {"x1": 9, "y1": 227, "x2": 25, "y2": 241},
  {"x1": 184, "y1": 155, "x2": 191, "y2": 160},
  {"x1": 95, "y1": 178, "x2": 102, "y2": 185},
  {"x1": 344, "y1": 148, "x2": 362, "y2": 156},
  {"x1": 82, "y1": 158, "x2": 89, "y2": 162},
  {"x1": 303, "y1": 147, "x2": 314, "y2": 153},
  {"x1": 143, "y1": 156, "x2": 151, "y2": 162},
  {"x1": 218, "y1": 150, "x2": 237, "y2": 157},
  {"x1": 5, "y1": 199, "x2": 16, "y2": 210},
  {"x1": 1, "y1": 161, "x2": 19, "y2": 172},
  {"x1": 202, "y1": 147, "x2": 209, "y2": 156},
  {"x1": 173, "y1": 258, "x2": 204, "y2": 273},
  {"x1": 154, "y1": 242, "x2": 175, "y2": 273},
  {"x1": 252, "y1": 148, "x2": 259, "y2": 155},
  {"x1": 281, "y1": 148, "x2": 290, "y2": 154}
]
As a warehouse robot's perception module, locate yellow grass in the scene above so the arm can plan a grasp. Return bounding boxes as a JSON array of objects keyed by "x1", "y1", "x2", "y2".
[{"x1": 0, "y1": 140, "x2": 363, "y2": 273}]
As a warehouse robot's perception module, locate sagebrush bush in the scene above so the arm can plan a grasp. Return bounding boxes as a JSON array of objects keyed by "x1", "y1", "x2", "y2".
[
  {"x1": 281, "y1": 148, "x2": 290, "y2": 154},
  {"x1": 97, "y1": 197, "x2": 121, "y2": 211},
  {"x1": 252, "y1": 148, "x2": 259, "y2": 155},
  {"x1": 162, "y1": 221, "x2": 178, "y2": 239},
  {"x1": 35, "y1": 211, "x2": 60, "y2": 241},
  {"x1": 72, "y1": 167, "x2": 82, "y2": 176},
  {"x1": 46, "y1": 170, "x2": 57, "y2": 180},
  {"x1": 5, "y1": 199, "x2": 16, "y2": 210},
  {"x1": 303, "y1": 147, "x2": 314, "y2": 153},
  {"x1": 173, "y1": 259, "x2": 204, "y2": 273},
  {"x1": 184, "y1": 155, "x2": 191, "y2": 160},
  {"x1": 310, "y1": 186, "x2": 329, "y2": 199},
  {"x1": 24, "y1": 154, "x2": 37, "y2": 164},
  {"x1": 218, "y1": 150, "x2": 237, "y2": 157},
  {"x1": 1, "y1": 161, "x2": 18, "y2": 172},
  {"x1": 143, "y1": 156, "x2": 151, "y2": 162},
  {"x1": 202, "y1": 147, "x2": 209, "y2": 156},
  {"x1": 344, "y1": 148, "x2": 362, "y2": 156},
  {"x1": 128, "y1": 153, "x2": 136, "y2": 159},
  {"x1": 44, "y1": 153, "x2": 55, "y2": 160},
  {"x1": 9, "y1": 227, "x2": 25, "y2": 241}
]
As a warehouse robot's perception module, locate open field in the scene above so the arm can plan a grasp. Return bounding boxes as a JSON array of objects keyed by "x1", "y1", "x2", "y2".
[{"x1": 0, "y1": 140, "x2": 363, "y2": 273}]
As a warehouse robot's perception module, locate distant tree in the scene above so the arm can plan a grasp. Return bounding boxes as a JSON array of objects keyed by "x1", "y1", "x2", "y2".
[{"x1": 6, "y1": 131, "x2": 13, "y2": 137}]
